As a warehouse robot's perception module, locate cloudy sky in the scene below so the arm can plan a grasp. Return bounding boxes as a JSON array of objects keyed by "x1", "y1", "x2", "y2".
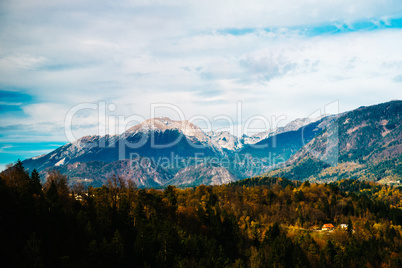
[{"x1": 1, "y1": 0, "x2": 402, "y2": 170}]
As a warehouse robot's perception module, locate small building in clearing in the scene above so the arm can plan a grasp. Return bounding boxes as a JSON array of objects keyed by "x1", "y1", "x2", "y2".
[{"x1": 322, "y1": 223, "x2": 335, "y2": 231}]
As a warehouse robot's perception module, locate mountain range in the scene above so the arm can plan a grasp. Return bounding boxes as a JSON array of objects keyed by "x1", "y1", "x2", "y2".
[
  {"x1": 18, "y1": 100, "x2": 401, "y2": 187},
  {"x1": 264, "y1": 100, "x2": 402, "y2": 184}
]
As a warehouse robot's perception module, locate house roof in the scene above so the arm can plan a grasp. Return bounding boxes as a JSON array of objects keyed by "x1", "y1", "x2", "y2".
[{"x1": 323, "y1": 224, "x2": 334, "y2": 228}]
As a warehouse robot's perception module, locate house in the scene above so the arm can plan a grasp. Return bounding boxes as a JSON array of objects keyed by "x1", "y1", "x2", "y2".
[
  {"x1": 322, "y1": 223, "x2": 334, "y2": 231},
  {"x1": 340, "y1": 224, "x2": 348, "y2": 229}
]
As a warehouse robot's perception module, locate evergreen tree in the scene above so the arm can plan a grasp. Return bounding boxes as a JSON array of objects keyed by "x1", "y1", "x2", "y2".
[{"x1": 30, "y1": 169, "x2": 42, "y2": 195}]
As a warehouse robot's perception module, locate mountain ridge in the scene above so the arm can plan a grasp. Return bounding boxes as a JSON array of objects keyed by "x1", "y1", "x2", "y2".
[
  {"x1": 264, "y1": 100, "x2": 402, "y2": 183},
  {"x1": 21, "y1": 115, "x2": 330, "y2": 187},
  {"x1": 17, "y1": 100, "x2": 402, "y2": 187}
]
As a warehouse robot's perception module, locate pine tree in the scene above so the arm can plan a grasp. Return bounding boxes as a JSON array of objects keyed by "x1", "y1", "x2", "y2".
[{"x1": 30, "y1": 169, "x2": 42, "y2": 195}]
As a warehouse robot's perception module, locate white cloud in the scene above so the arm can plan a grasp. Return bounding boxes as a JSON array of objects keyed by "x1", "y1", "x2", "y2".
[
  {"x1": 0, "y1": 0, "x2": 402, "y2": 147},
  {"x1": 0, "y1": 54, "x2": 47, "y2": 71}
]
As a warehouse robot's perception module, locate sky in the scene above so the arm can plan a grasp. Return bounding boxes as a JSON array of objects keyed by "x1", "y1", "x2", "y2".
[{"x1": 1, "y1": 0, "x2": 402, "y2": 170}]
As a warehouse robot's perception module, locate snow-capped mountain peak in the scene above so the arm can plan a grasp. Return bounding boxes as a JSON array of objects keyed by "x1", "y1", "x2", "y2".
[
  {"x1": 207, "y1": 131, "x2": 243, "y2": 151},
  {"x1": 126, "y1": 117, "x2": 205, "y2": 140},
  {"x1": 125, "y1": 117, "x2": 223, "y2": 155}
]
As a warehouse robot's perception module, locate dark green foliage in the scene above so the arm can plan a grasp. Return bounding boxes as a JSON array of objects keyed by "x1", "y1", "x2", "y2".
[
  {"x1": 228, "y1": 176, "x2": 300, "y2": 188},
  {"x1": 1, "y1": 161, "x2": 402, "y2": 267}
]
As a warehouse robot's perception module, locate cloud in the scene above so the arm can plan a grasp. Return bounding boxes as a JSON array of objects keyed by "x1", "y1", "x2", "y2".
[
  {"x1": 394, "y1": 75, "x2": 402, "y2": 82},
  {"x1": 184, "y1": 0, "x2": 402, "y2": 30},
  {"x1": 0, "y1": 145, "x2": 13, "y2": 153},
  {"x1": 0, "y1": 55, "x2": 47, "y2": 71},
  {"x1": 0, "y1": 0, "x2": 402, "y2": 165}
]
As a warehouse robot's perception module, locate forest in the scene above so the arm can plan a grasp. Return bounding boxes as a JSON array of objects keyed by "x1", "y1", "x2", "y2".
[{"x1": 1, "y1": 160, "x2": 402, "y2": 267}]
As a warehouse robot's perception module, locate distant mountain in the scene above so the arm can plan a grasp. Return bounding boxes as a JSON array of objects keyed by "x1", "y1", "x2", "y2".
[
  {"x1": 20, "y1": 115, "x2": 331, "y2": 187},
  {"x1": 238, "y1": 116, "x2": 337, "y2": 159},
  {"x1": 264, "y1": 100, "x2": 402, "y2": 183},
  {"x1": 206, "y1": 116, "x2": 325, "y2": 151},
  {"x1": 21, "y1": 117, "x2": 227, "y2": 187},
  {"x1": 19, "y1": 101, "x2": 400, "y2": 187},
  {"x1": 23, "y1": 117, "x2": 223, "y2": 171},
  {"x1": 244, "y1": 117, "x2": 323, "y2": 143}
]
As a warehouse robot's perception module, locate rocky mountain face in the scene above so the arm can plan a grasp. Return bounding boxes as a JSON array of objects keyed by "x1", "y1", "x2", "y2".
[
  {"x1": 169, "y1": 163, "x2": 236, "y2": 186},
  {"x1": 23, "y1": 118, "x2": 223, "y2": 171},
  {"x1": 264, "y1": 100, "x2": 402, "y2": 183}
]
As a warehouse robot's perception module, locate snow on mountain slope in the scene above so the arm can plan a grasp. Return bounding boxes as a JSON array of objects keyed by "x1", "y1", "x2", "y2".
[
  {"x1": 207, "y1": 131, "x2": 243, "y2": 151},
  {"x1": 127, "y1": 117, "x2": 207, "y2": 141},
  {"x1": 244, "y1": 117, "x2": 324, "y2": 145},
  {"x1": 125, "y1": 117, "x2": 223, "y2": 154},
  {"x1": 207, "y1": 117, "x2": 327, "y2": 150}
]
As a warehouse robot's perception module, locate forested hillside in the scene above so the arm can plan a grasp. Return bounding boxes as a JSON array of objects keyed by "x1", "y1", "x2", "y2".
[
  {"x1": 266, "y1": 100, "x2": 402, "y2": 183},
  {"x1": 1, "y1": 161, "x2": 402, "y2": 267}
]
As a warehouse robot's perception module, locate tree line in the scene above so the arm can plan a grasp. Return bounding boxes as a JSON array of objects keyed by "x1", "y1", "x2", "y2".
[{"x1": 0, "y1": 160, "x2": 401, "y2": 267}]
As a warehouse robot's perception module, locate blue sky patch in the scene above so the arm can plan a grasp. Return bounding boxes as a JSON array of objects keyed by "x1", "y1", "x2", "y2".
[
  {"x1": 217, "y1": 17, "x2": 402, "y2": 37},
  {"x1": 0, "y1": 142, "x2": 65, "y2": 170},
  {"x1": 0, "y1": 89, "x2": 32, "y2": 103},
  {"x1": 0, "y1": 104, "x2": 23, "y2": 114},
  {"x1": 218, "y1": 28, "x2": 255, "y2": 35},
  {"x1": 0, "y1": 90, "x2": 33, "y2": 116}
]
